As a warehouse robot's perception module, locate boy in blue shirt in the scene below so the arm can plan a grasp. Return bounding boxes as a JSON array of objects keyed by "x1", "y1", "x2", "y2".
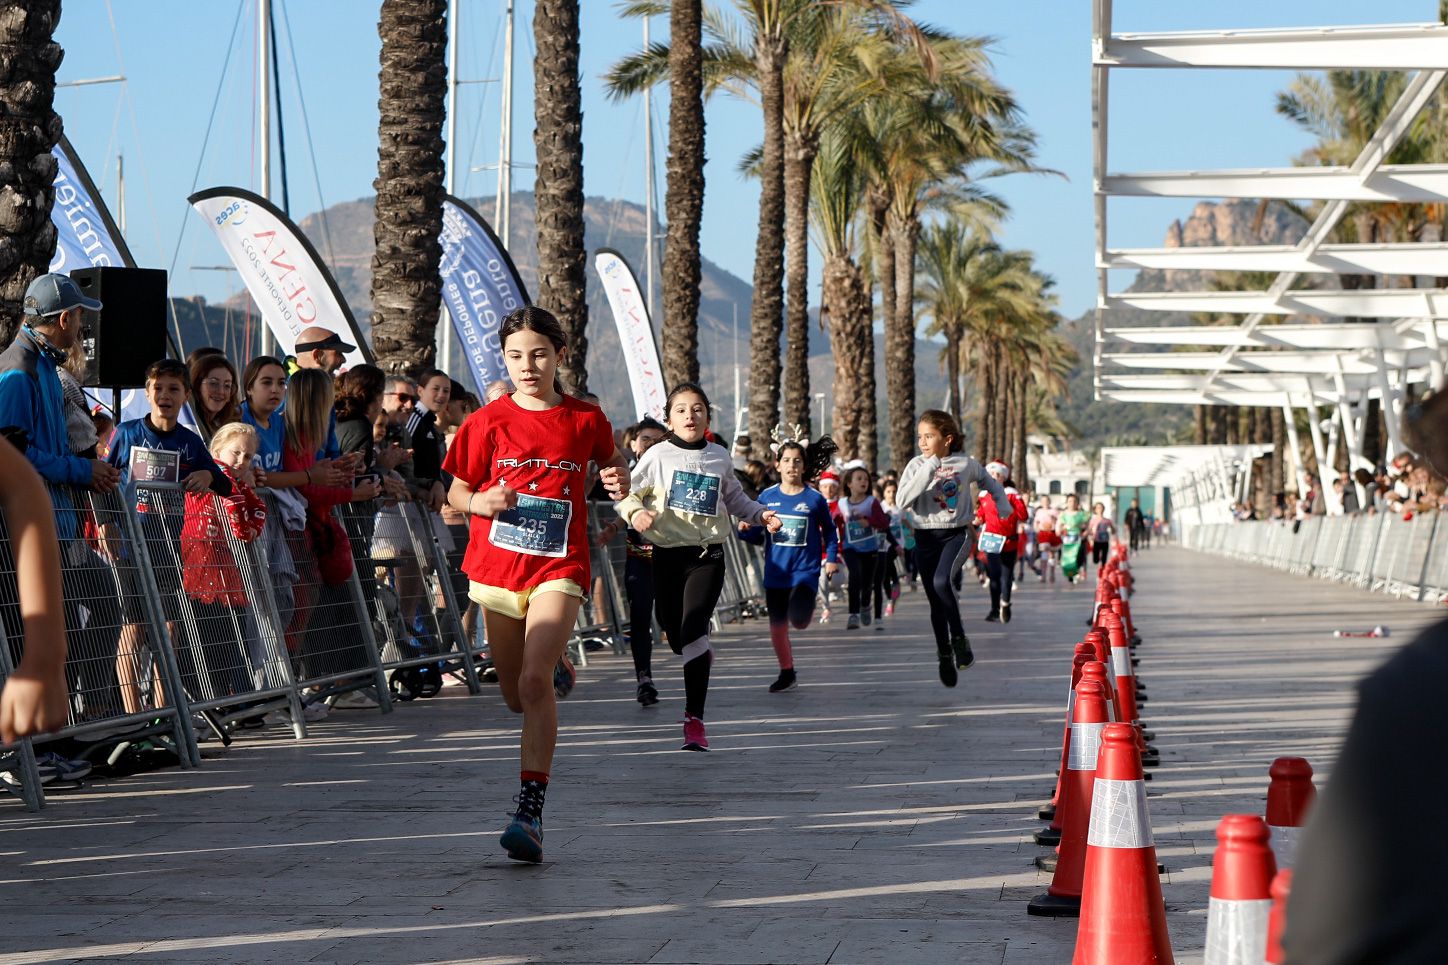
[{"x1": 104, "y1": 359, "x2": 231, "y2": 713}]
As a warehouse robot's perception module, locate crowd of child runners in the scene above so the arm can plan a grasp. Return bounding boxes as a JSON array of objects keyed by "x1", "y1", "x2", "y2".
[
  {"x1": 439, "y1": 305, "x2": 1127, "y2": 863},
  {"x1": 0, "y1": 278, "x2": 1125, "y2": 866}
]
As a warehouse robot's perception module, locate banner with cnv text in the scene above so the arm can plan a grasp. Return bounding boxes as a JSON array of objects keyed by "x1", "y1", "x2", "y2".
[
  {"x1": 189, "y1": 186, "x2": 371, "y2": 369},
  {"x1": 439, "y1": 195, "x2": 529, "y2": 395}
]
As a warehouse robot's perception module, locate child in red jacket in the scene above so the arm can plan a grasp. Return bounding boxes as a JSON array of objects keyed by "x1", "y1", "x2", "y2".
[{"x1": 181, "y1": 422, "x2": 268, "y2": 699}]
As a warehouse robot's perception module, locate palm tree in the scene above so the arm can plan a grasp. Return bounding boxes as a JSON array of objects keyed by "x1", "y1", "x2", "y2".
[
  {"x1": 657, "y1": 0, "x2": 707, "y2": 388},
  {"x1": 533, "y1": 0, "x2": 590, "y2": 393},
  {"x1": 864, "y1": 39, "x2": 1040, "y2": 470},
  {"x1": 0, "y1": 0, "x2": 61, "y2": 342},
  {"x1": 810, "y1": 129, "x2": 872, "y2": 461},
  {"x1": 371, "y1": 0, "x2": 448, "y2": 377}
]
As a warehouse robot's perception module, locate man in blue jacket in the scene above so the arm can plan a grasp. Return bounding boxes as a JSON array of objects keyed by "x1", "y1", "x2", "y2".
[{"x1": 0, "y1": 273, "x2": 124, "y2": 715}]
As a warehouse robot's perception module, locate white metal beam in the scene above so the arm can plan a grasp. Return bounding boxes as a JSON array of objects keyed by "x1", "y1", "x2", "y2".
[
  {"x1": 1096, "y1": 23, "x2": 1448, "y2": 70},
  {"x1": 1100, "y1": 348, "x2": 1431, "y2": 374},
  {"x1": 1104, "y1": 287, "x2": 1448, "y2": 319},
  {"x1": 1102, "y1": 242, "x2": 1448, "y2": 277},
  {"x1": 1105, "y1": 320, "x2": 1448, "y2": 350},
  {"x1": 1103, "y1": 164, "x2": 1448, "y2": 202}
]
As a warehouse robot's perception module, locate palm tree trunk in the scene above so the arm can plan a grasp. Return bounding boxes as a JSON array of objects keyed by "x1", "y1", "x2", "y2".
[
  {"x1": 974, "y1": 351, "x2": 990, "y2": 454},
  {"x1": 859, "y1": 272, "x2": 877, "y2": 470},
  {"x1": 823, "y1": 253, "x2": 869, "y2": 460},
  {"x1": 1270, "y1": 407, "x2": 1286, "y2": 497},
  {"x1": 533, "y1": 0, "x2": 589, "y2": 393},
  {"x1": 944, "y1": 326, "x2": 961, "y2": 432},
  {"x1": 371, "y1": 0, "x2": 448, "y2": 377},
  {"x1": 780, "y1": 126, "x2": 817, "y2": 437},
  {"x1": 746, "y1": 33, "x2": 786, "y2": 453},
  {"x1": 990, "y1": 344, "x2": 1008, "y2": 459},
  {"x1": 1194, "y1": 405, "x2": 1207, "y2": 446},
  {"x1": 661, "y1": 0, "x2": 705, "y2": 388},
  {"x1": 1014, "y1": 377, "x2": 1029, "y2": 491},
  {"x1": 876, "y1": 192, "x2": 912, "y2": 472},
  {"x1": 0, "y1": 1, "x2": 62, "y2": 343},
  {"x1": 888, "y1": 210, "x2": 919, "y2": 462}
]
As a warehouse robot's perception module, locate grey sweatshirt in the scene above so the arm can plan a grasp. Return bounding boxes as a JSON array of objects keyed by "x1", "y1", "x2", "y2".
[
  {"x1": 895, "y1": 453, "x2": 1011, "y2": 530},
  {"x1": 616, "y1": 437, "x2": 770, "y2": 548}
]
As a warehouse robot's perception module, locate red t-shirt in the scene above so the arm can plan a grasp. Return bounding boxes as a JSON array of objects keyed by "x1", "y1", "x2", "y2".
[{"x1": 442, "y1": 393, "x2": 616, "y2": 592}]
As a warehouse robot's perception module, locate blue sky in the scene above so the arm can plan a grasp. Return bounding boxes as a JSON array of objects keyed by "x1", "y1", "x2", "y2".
[{"x1": 55, "y1": 0, "x2": 1432, "y2": 321}]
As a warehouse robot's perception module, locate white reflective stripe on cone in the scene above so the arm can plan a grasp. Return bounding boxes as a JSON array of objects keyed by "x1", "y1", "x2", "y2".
[
  {"x1": 1112, "y1": 647, "x2": 1131, "y2": 678},
  {"x1": 1204, "y1": 897, "x2": 1272, "y2": 965},
  {"x1": 1068, "y1": 722, "x2": 1106, "y2": 771},
  {"x1": 1269, "y1": 824, "x2": 1300, "y2": 869},
  {"x1": 1087, "y1": 778, "x2": 1154, "y2": 849}
]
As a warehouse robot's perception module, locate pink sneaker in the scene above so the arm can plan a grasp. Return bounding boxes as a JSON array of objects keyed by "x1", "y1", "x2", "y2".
[
  {"x1": 885, "y1": 602, "x2": 895, "y2": 617},
  {"x1": 682, "y1": 714, "x2": 709, "y2": 752}
]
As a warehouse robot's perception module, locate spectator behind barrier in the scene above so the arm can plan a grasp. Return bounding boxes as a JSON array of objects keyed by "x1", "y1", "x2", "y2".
[
  {"x1": 0, "y1": 274, "x2": 127, "y2": 717},
  {"x1": 189, "y1": 353, "x2": 242, "y2": 444}
]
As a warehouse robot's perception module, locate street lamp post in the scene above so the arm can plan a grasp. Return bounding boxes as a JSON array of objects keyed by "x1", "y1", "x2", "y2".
[{"x1": 814, "y1": 393, "x2": 826, "y2": 437}]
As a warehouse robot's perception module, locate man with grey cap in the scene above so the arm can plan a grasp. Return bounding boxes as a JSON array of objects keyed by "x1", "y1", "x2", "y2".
[{"x1": 0, "y1": 273, "x2": 124, "y2": 712}]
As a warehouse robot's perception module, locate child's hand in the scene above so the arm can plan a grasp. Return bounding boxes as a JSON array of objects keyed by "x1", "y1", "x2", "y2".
[
  {"x1": 381, "y1": 474, "x2": 407, "y2": 501},
  {"x1": 824, "y1": 561, "x2": 840, "y2": 578},
  {"x1": 631, "y1": 510, "x2": 657, "y2": 533},
  {"x1": 762, "y1": 511, "x2": 782, "y2": 533},
  {"x1": 252, "y1": 466, "x2": 269, "y2": 489},
  {"x1": 598, "y1": 465, "x2": 630, "y2": 500},
  {"x1": 377, "y1": 445, "x2": 411, "y2": 471},
  {"x1": 353, "y1": 477, "x2": 381, "y2": 501},
  {"x1": 183, "y1": 470, "x2": 213, "y2": 494},
  {"x1": 472, "y1": 483, "x2": 517, "y2": 517}
]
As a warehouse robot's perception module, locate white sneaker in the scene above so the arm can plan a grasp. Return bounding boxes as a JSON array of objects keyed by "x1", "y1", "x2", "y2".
[{"x1": 330, "y1": 690, "x2": 378, "y2": 711}]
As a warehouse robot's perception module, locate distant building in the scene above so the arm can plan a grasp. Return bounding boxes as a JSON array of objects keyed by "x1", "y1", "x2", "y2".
[{"x1": 1027, "y1": 435, "x2": 1093, "y2": 506}]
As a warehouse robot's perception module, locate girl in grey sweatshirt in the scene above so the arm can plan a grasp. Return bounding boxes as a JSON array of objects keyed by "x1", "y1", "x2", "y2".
[{"x1": 895, "y1": 410, "x2": 1010, "y2": 686}]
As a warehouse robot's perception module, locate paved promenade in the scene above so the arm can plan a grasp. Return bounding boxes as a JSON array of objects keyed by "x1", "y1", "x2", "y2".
[{"x1": 0, "y1": 546, "x2": 1441, "y2": 964}]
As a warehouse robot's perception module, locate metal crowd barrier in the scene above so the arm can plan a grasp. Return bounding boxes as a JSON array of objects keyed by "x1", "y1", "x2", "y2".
[
  {"x1": 1182, "y1": 511, "x2": 1448, "y2": 603},
  {"x1": 2, "y1": 482, "x2": 781, "y2": 812}
]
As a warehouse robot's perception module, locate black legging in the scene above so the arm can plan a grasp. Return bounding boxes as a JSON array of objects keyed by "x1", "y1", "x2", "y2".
[
  {"x1": 765, "y1": 583, "x2": 816, "y2": 629},
  {"x1": 1092, "y1": 540, "x2": 1110, "y2": 566},
  {"x1": 913, "y1": 527, "x2": 969, "y2": 655},
  {"x1": 843, "y1": 550, "x2": 877, "y2": 617},
  {"x1": 985, "y1": 550, "x2": 1018, "y2": 613},
  {"x1": 624, "y1": 553, "x2": 655, "y2": 682},
  {"x1": 652, "y1": 544, "x2": 726, "y2": 719},
  {"x1": 873, "y1": 552, "x2": 896, "y2": 619}
]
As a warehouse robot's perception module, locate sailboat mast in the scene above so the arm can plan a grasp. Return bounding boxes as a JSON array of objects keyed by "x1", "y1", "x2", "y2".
[
  {"x1": 643, "y1": 15, "x2": 655, "y2": 320},
  {"x1": 257, "y1": 0, "x2": 276, "y2": 356},
  {"x1": 117, "y1": 154, "x2": 126, "y2": 235},
  {"x1": 495, "y1": 0, "x2": 514, "y2": 249},
  {"x1": 440, "y1": 0, "x2": 462, "y2": 375}
]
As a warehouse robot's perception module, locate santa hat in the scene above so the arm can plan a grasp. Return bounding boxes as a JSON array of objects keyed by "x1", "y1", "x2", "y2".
[
  {"x1": 819, "y1": 470, "x2": 840, "y2": 484},
  {"x1": 985, "y1": 459, "x2": 1010, "y2": 476}
]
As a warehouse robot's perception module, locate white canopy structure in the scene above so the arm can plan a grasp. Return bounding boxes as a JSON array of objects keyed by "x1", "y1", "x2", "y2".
[
  {"x1": 1091, "y1": 4, "x2": 1448, "y2": 506},
  {"x1": 1101, "y1": 444, "x2": 1272, "y2": 526}
]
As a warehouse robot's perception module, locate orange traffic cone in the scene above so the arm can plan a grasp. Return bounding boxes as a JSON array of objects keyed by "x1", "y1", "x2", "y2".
[
  {"x1": 1113, "y1": 596, "x2": 1142, "y2": 646},
  {"x1": 1264, "y1": 868, "x2": 1291, "y2": 964},
  {"x1": 1203, "y1": 815, "x2": 1277, "y2": 965},
  {"x1": 1073, "y1": 722, "x2": 1174, "y2": 964},
  {"x1": 1042, "y1": 645, "x2": 1099, "y2": 823},
  {"x1": 1265, "y1": 758, "x2": 1315, "y2": 868},
  {"x1": 1029, "y1": 677, "x2": 1111, "y2": 917},
  {"x1": 1039, "y1": 659, "x2": 1111, "y2": 847}
]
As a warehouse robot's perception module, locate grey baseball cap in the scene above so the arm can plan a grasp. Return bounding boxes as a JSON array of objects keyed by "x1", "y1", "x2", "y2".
[{"x1": 23, "y1": 273, "x2": 102, "y2": 317}]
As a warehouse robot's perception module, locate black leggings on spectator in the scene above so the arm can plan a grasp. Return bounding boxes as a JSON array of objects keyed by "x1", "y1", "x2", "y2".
[
  {"x1": 652, "y1": 544, "x2": 726, "y2": 719},
  {"x1": 843, "y1": 549, "x2": 877, "y2": 616},
  {"x1": 985, "y1": 550, "x2": 1018, "y2": 613},
  {"x1": 624, "y1": 553, "x2": 655, "y2": 682},
  {"x1": 913, "y1": 527, "x2": 969, "y2": 655}
]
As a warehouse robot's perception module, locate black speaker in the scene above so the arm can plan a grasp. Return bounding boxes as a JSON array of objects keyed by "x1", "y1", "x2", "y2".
[{"x1": 71, "y1": 267, "x2": 169, "y2": 388}]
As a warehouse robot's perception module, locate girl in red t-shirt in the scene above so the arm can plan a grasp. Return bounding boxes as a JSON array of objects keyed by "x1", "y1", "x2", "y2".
[{"x1": 442, "y1": 306, "x2": 630, "y2": 865}]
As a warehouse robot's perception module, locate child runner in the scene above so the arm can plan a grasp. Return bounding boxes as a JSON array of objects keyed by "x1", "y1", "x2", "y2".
[
  {"x1": 895, "y1": 410, "x2": 1010, "y2": 687},
  {"x1": 616, "y1": 382, "x2": 781, "y2": 751},
  {"x1": 816, "y1": 470, "x2": 843, "y2": 621},
  {"x1": 1033, "y1": 495, "x2": 1061, "y2": 584},
  {"x1": 881, "y1": 479, "x2": 913, "y2": 602},
  {"x1": 740, "y1": 434, "x2": 838, "y2": 693},
  {"x1": 835, "y1": 466, "x2": 891, "y2": 630},
  {"x1": 1087, "y1": 502, "x2": 1116, "y2": 571},
  {"x1": 443, "y1": 307, "x2": 630, "y2": 864},
  {"x1": 1058, "y1": 493, "x2": 1089, "y2": 584},
  {"x1": 976, "y1": 460, "x2": 1028, "y2": 624}
]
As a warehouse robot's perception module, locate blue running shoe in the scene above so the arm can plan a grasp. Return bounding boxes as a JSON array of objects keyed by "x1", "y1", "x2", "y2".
[{"x1": 500, "y1": 813, "x2": 544, "y2": 863}]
